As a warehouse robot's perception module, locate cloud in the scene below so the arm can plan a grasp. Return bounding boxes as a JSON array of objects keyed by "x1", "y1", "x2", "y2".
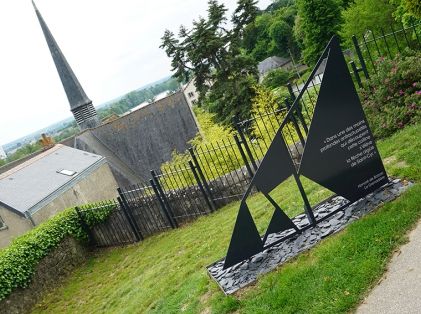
[{"x1": 0, "y1": 0, "x2": 271, "y2": 145}]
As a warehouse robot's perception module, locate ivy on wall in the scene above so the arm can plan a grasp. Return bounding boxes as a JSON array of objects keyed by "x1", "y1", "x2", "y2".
[{"x1": 0, "y1": 203, "x2": 114, "y2": 300}]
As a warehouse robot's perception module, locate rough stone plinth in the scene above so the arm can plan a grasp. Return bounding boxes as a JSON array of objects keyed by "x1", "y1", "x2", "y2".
[{"x1": 207, "y1": 178, "x2": 412, "y2": 294}]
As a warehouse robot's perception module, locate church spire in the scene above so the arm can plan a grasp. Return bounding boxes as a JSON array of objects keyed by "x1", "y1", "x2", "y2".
[{"x1": 32, "y1": 1, "x2": 100, "y2": 130}]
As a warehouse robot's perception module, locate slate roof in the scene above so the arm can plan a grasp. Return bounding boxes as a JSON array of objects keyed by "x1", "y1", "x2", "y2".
[
  {"x1": 32, "y1": 1, "x2": 92, "y2": 111},
  {"x1": 0, "y1": 145, "x2": 105, "y2": 216},
  {"x1": 258, "y1": 56, "x2": 291, "y2": 75},
  {"x1": 73, "y1": 131, "x2": 142, "y2": 187}
]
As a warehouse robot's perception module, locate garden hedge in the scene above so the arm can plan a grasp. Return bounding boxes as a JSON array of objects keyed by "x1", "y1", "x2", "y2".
[{"x1": 0, "y1": 203, "x2": 114, "y2": 300}]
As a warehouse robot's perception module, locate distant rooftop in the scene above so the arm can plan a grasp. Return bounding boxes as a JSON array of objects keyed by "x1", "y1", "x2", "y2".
[
  {"x1": 258, "y1": 56, "x2": 292, "y2": 75},
  {"x1": 0, "y1": 144, "x2": 105, "y2": 216}
]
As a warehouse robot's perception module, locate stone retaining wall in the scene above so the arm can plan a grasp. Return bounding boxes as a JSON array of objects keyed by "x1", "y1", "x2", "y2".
[{"x1": 0, "y1": 237, "x2": 89, "y2": 314}]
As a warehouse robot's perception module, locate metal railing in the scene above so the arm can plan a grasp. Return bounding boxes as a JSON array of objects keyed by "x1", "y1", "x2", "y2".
[
  {"x1": 350, "y1": 23, "x2": 420, "y2": 86},
  {"x1": 76, "y1": 24, "x2": 420, "y2": 248}
]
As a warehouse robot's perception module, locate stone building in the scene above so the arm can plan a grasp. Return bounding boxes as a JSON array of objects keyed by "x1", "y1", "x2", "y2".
[
  {"x1": 0, "y1": 144, "x2": 118, "y2": 248},
  {"x1": 33, "y1": 2, "x2": 199, "y2": 187},
  {"x1": 258, "y1": 56, "x2": 294, "y2": 78},
  {"x1": 71, "y1": 91, "x2": 198, "y2": 185}
]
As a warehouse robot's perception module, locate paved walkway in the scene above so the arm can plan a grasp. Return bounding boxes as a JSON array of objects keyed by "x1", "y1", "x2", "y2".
[{"x1": 357, "y1": 220, "x2": 421, "y2": 314}]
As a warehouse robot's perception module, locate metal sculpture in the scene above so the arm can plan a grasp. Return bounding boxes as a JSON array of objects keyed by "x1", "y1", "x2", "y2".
[{"x1": 223, "y1": 36, "x2": 388, "y2": 269}]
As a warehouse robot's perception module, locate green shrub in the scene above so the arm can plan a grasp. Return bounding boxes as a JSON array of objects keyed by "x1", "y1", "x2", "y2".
[
  {"x1": 262, "y1": 68, "x2": 294, "y2": 89},
  {"x1": 361, "y1": 50, "x2": 421, "y2": 139},
  {"x1": 0, "y1": 203, "x2": 114, "y2": 301},
  {"x1": 160, "y1": 84, "x2": 317, "y2": 183},
  {"x1": 160, "y1": 108, "x2": 239, "y2": 186}
]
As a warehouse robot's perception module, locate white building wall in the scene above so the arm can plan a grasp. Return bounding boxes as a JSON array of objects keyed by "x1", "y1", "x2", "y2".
[
  {"x1": 183, "y1": 79, "x2": 199, "y2": 107},
  {"x1": 0, "y1": 146, "x2": 6, "y2": 160}
]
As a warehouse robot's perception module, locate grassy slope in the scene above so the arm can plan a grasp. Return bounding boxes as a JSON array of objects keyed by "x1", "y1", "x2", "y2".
[{"x1": 32, "y1": 124, "x2": 421, "y2": 314}]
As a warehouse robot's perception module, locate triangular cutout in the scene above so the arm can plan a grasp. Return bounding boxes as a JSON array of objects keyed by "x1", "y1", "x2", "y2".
[
  {"x1": 251, "y1": 132, "x2": 295, "y2": 194},
  {"x1": 223, "y1": 202, "x2": 263, "y2": 269},
  {"x1": 263, "y1": 193, "x2": 298, "y2": 244},
  {"x1": 299, "y1": 36, "x2": 388, "y2": 202},
  {"x1": 298, "y1": 176, "x2": 336, "y2": 208}
]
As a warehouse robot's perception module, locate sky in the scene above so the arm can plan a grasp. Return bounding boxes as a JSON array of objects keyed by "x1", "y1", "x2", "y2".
[{"x1": 0, "y1": 0, "x2": 271, "y2": 146}]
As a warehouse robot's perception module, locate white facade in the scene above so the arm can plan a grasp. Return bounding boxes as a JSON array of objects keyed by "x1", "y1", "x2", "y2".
[
  {"x1": 0, "y1": 146, "x2": 6, "y2": 160},
  {"x1": 183, "y1": 79, "x2": 199, "y2": 107}
]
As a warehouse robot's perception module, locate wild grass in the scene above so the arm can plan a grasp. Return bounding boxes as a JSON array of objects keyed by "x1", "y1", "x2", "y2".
[{"x1": 32, "y1": 123, "x2": 420, "y2": 314}]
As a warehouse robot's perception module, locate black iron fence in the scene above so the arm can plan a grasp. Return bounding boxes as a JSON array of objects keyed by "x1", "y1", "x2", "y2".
[
  {"x1": 77, "y1": 25, "x2": 420, "y2": 248},
  {"x1": 349, "y1": 23, "x2": 420, "y2": 87},
  {"x1": 76, "y1": 201, "x2": 138, "y2": 247},
  {"x1": 76, "y1": 94, "x2": 316, "y2": 248}
]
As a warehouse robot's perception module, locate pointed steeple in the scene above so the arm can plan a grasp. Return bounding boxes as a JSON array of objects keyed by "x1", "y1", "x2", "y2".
[{"x1": 32, "y1": 1, "x2": 100, "y2": 130}]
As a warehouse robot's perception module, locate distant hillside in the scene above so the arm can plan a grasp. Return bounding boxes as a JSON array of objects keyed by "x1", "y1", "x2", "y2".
[{"x1": 3, "y1": 75, "x2": 176, "y2": 151}]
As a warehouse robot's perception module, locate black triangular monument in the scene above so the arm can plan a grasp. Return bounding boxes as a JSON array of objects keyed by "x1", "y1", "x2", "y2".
[
  {"x1": 299, "y1": 36, "x2": 388, "y2": 202},
  {"x1": 263, "y1": 195, "x2": 299, "y2": 243},
  {"x1": 224, "y1": 133, "x2": 297, "y2": 269},
  {"x1": 223, "y1": 202, "x2": 263, "y2": 269},
  {"x1": 251, "y1": 132, "x2": 296, "y2": 194}
]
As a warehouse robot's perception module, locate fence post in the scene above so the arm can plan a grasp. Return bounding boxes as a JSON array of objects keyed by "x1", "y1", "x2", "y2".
[
  {"x1": 233, "y1": 118, "x2": 258, "y2": 172},
  {"x1": 117, "y1": 196, "x2": 143, "y2": 242},
  {"x1": 150, "y1": 179, "x2": 177, "y2": 229},
  {"x1": 188, "y1": 160, "x2": 215, "y2": 213},
  {"x1": 352, "y1": 35, "x2": 370, "y2": 80},
  {"x1": 234, "y1": 134, "x2": 255, "y2": 180},
  {"x1": 151, "y1": 170, "x2": 178, "y2": 228},
  {"x1": 188, "y1": 147, "x2": 216, "y2": 204},
  {"x1": 117, "y1": 188, "x2": 144, "y2": 240},
  {"x1": 349, "y1": 61, "x2": 363, "y2": 88},
  {"x1": 75, "y1": 206, "x2": 95, "y2": 246},
  {"x1": 287, "y1": 83, "x2": 308, "y2": 134}
]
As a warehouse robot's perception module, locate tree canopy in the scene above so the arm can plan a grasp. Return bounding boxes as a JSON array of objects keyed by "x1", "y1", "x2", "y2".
[
  {"x1": 296, "y1": 0, "x2": 342, "y2": 64},
  {"x1": 341, "y1": 0, "x2": 398, "y2": 45},
  {"x1": 160, "y1": 0, "x2": 260, "y2": 124},
  {"x1": 242, "y1": 3, "x2": 299, "y2": 61}
]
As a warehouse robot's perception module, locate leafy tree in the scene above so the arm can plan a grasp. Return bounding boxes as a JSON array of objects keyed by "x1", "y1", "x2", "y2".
[
  {"x1": 269, "y1": 19, "x2": 294, "y2": 56},
  {"x1": 292, "y1": 13, "x2": 305, "y2": 51},
  {"x1": 391, "y1": 0, "x2": 421, "y2": 31},
  {"x1": 160, "y1": 0, "x2": 260, "y2": 123},
  {"x1": 296, "y1": 0, "x2": 342, "y2": 64},
  {"x1": 242, "y1": 4, "x2": 299, "y2": 61},
  {"x1": 6, "y1": 142, "x2": 42, "y2": 163},
  {"x1": 340, "y1": 0, "x2": 355, "y2": 9},
  {"x1": 96, "y1": 77, "x2": 183, "y2": 121},
  {"x1": 265, "y1": 0, "x2": 296, "y2": 12},
  {"x1": 404, "y1": 0, "x2": 421, "y2": 17},
  {"x1": 53, "y1": 126, "x2": 79, "y2": 143},
  {"x1": 206, "y1": 74, "x2": 257, "y2": 125},
  {"x1": 243, "y1": 13, "x2": 274, "y2": 60},
  {"x1": 341, "y1": 0, "x2": 398, "y2": 45}
]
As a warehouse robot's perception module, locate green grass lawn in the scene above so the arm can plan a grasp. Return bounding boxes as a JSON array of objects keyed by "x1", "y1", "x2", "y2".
[{"x1": 32, "y1": 124, "x2": 421, "y2": 314}]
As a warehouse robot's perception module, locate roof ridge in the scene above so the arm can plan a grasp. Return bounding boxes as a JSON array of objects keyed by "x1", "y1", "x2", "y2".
[
  {"x1": 78, "y1": 132, "x2": 142, "y2": 184},
  {"x1": 0, "y1": 145, "x2": 64, "y2": 180}
]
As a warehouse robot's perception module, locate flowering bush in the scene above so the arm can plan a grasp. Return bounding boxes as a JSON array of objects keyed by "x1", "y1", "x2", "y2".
[{"x1": 360, "y1": 49, "x2": 421, "y2": 139}]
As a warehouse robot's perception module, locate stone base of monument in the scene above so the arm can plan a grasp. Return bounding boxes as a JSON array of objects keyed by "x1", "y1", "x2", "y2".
[{"x1": 207, "y1": 178, "x2": 412, "y2": 295}]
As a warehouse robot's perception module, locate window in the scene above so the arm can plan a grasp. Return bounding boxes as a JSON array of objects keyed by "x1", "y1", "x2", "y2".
[
  {"x1": 57, "y1": 169, "x2": 77, "y2": 176},
  {"x1": 0, "y1": 215, "x2": 6, "y2": 231}
]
